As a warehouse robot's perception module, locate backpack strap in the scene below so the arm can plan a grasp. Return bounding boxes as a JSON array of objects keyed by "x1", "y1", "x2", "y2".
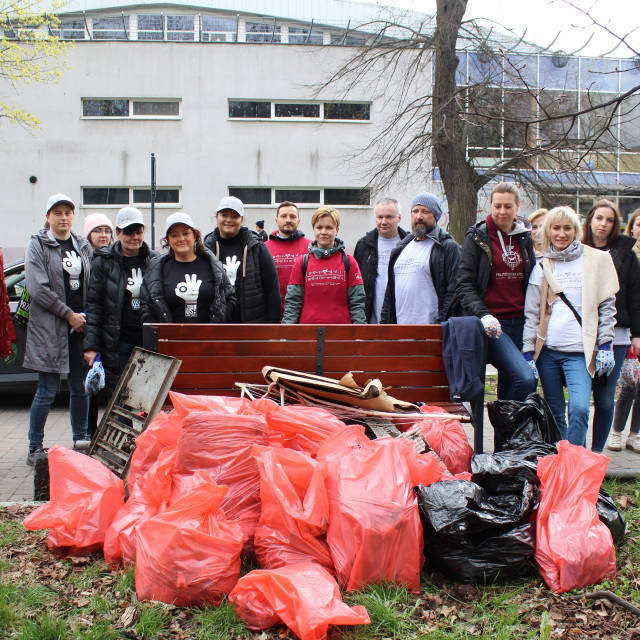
[{"x1": 302, "y1": 251, "x2": 350, "y2": 279}]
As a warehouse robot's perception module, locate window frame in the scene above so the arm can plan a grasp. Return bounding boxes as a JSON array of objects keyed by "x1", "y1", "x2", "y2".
[
  {"x1": 227, "y1": 187, "x2": 371, "y2": 208},
  {"x1": 227, "y1": 100, "x2": 371, "y2": 122},
  {"x1": 81, "y1": 98, "x2": 181, "y2": 120},
  {"x1": 81, "y1": 187, "x2": 182, "y2": 208}
]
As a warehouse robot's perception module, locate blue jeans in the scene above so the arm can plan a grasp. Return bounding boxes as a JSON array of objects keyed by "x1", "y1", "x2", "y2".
[
  {"x1": 487, "y1": 317, "x2": 538, "y2": 401},
  {"x1": 536, "y1": 347, "x2": 591, "y2": 446},
  {"x1": 591, "y1": 344, "x2": 627, "y2": 452},
  {"x1": 28, "y1": 331, "x2": 89, "y2": 451}
]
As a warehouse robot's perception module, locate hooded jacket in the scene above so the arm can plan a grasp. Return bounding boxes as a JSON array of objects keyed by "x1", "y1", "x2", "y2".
[
  {"x1": 0, "y1": 249, "x2": 17, "y2": 358},
  {"x1": 23, "y1": 229, "x2": 92, "y2": 374},
  {"x1": 204, "y1": 227, "x2": 281, "y2": 323},
  {"x1": 380, "y1": 227, "x2": 461, "y2": 323},
  {"x1": 265, "y1": 230, "x2": 312, "y2": 316},
  {"x1": 84, "y1": 241, "x2": 158, "y2": 391},
  {"x1": 354, "y1": 226, "x2": 409, "y2": 322},
  {"x1": 282, "y1": 238, "x2": 366, "y2": 324},
  {"x1": 453, "y1": 216, "x2": 536, "y2": 319},
  {"x1": 140, "y1": 249, "x2": 236, "y2": 325}
]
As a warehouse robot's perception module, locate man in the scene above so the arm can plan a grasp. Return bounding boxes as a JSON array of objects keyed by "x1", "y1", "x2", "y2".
[
  {"x1": 84, "y1": 206, "x2": 157, "y2": 397},
  {"x1": 265, "y1": 201, "x2": 311, "y2": 317},
  {"x1": 254, "y1": 220, "x2": 268, "y2": 242},
  {"x1": 354, "y1": 197, "x2": 408, "y2": 323},
  {"x1": 204, "y1": 196, "x2": 281, "y2": 323},
  {"x1": 381, "y1": 192, "x2": 460, "y2": 324}
]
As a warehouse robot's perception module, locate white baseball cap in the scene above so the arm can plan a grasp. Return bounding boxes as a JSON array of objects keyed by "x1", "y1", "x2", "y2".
[
  {"x1": 46, "y1": 193, "x2": 75, "y2": 213},
  {"x1": 115, "y1": 207, "x2": 145, "y2": 230},
  {"x1": 216, "y1": 196, "x2": 244, "y2": 217},
  {"x1": 165, "y1": 212, "x2": 196, "y2": 234}
]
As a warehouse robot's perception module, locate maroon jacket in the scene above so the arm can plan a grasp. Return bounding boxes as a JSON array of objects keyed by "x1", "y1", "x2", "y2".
[{"x1": 0, "y1": 248, "x2": 17, "y2": 358}]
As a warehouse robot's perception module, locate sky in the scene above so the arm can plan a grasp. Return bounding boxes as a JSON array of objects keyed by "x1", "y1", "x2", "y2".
[{"x1": 366, "y1": 0, "x2": 640, "y2": 58}]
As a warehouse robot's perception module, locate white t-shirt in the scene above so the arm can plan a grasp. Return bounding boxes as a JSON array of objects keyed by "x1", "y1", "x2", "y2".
[
  {"x1": 371, "y1": 234, "x2": 403, "y2": 323},
  {"x1": 393, "y1": 238, "x2": 439, "y2": 324},
  {"x1": 529, "y1": 255, "x2": 584, "y2": 351}
]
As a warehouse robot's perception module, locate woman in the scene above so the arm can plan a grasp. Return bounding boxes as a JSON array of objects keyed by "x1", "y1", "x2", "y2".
[
  {"x1": 456, "y1": 182, "x2": 537, "y2": 401},
  {"x1": 522, "y1": 206, "x2": 619, "y2": 446},
  {"x1": 84, "y1": 207, "x2": 157, "y2": 399},
  {"x1": 140, "y1": 213, "x2": 235, "y2": 323},
  {"x1": 580, "y1": 200, "x2": 640, "y2": 451},
  {"x1": 282, "y1": 206, "x2": 366, "y2": 324},
  {"x1": 529, "y1": 208, "x2": 548, "y2": 260},
  {"x1": 84, "y1": 213, "x2": 114, "y2": 251},
  {"x1": 24, "y1": 194, "x2": 92, "y2": 465}
]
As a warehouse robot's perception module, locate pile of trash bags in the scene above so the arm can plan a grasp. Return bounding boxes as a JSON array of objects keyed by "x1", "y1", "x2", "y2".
[{"x1": 23, "y1": 391, "x2": 625, "y2": 639}]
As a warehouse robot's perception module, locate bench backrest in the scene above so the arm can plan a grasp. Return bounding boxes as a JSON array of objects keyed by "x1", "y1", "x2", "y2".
[{"x1": 143, "y1": 323, "x2": 451, "y2": 404}]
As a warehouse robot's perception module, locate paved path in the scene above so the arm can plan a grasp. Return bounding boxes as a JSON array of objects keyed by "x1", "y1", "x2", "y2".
[{"x1": 1, "y1": 396, "x2": 638, "y2": 502}]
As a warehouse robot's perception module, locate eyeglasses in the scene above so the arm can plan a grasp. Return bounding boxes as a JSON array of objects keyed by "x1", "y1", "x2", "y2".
[
  {"x1": 93, "y1": 227, "x2": 112, "y2": 235},
  {"x1": 119, "y1": 226, "x2": 145, "y2": 236}
]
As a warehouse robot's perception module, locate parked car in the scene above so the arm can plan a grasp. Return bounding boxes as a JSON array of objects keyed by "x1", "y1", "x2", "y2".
[{"x1": 1, "y1": 260, "x2": 39, "y2": 391}]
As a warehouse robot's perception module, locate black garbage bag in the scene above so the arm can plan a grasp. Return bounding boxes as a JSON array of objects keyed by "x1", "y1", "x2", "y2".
[
  {"x1": 597, "y1": 488, "x2": 626, "y2": 546},
  {"x1": 488, "y1": 393, "x2": 562, "y2": 452},
  {"x1": 416, "y1": 480, "x2": 537, "y2": 583}
]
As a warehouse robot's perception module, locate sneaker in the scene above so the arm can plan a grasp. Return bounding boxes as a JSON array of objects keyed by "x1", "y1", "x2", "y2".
[
  {"x1": 73, "y1": 439, "x2": 92, "y2": 452},
  {"x1": 625, "y1": 434, "x2": 640, "y2": 453},
  {"x1": 607, "y1": 431, "x2": 623, "y2": 451},
  {"x1": 26, "y1": 448, "x2": 48, "y2": 467}
]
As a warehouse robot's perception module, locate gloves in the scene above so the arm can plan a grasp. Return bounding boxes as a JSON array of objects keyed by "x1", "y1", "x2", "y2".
[
  {"x1": 4, "y1": 342, "x2": 18, "y2": 365},
  {"x1": 85, "y1": 353, "x2": 106, "y2": 396},
  {"x1": 620, "y1": 348, "x2": 640, "y2": 388},
  {"x1": 481, "y1": 314, "x2": 503, "y2": 338},
  {"x1": 523, "y1": 351, "x2": 539, "y2": 380},
  {"x1": 595, "y1": 343, "x2": 615, "y2": 376}
]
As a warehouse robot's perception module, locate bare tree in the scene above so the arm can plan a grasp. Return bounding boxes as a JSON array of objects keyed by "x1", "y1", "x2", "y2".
[{"x1": 317, "y1": 0, "x2": 640, "y2": 241}]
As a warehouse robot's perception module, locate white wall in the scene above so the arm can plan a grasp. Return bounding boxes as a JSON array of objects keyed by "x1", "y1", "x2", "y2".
[{"x1": 2, "y1": 41, "x2": 433, "y2": 260}]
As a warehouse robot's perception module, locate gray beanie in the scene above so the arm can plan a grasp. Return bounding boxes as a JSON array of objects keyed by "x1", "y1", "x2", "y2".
[{"x1": 410, "y1": 192, "x2": 442, "y2": 222}]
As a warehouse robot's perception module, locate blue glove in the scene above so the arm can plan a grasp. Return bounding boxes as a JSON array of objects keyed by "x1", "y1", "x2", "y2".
[
  {"x1": 595, "y1": 343, "x2": 615, "y2": 376},
  {"x1": 523, "y1": 351, "x2": 539, "y2": 380},
  {"x1": 85, "y1": 353, "x2": 105, "y2": 396}
]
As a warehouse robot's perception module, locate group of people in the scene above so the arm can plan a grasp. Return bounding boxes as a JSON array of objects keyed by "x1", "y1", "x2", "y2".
[{"x1": 6, "y1": 183, "x2": 640, "y2": 463}]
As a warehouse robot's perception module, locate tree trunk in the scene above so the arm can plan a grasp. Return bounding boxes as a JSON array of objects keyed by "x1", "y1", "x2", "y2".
[{"x1": 433, "y1": 0, "x2": 480, "y2": 242}]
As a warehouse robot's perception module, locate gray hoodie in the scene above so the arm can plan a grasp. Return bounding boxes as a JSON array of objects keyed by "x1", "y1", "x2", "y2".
[{"x1": 23, "y1": 229, "x2": 92, "y2": 373}]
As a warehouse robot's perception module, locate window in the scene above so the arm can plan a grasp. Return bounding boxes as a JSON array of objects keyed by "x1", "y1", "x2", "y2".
[
  {"x1": 82, "y1": 99, "x2": 180, "y2": 119},
  {"x1": 324, "y1": 102, "x2": 370, "y2": 121},
  {"x1": 228, "y1": 187, "x2": 370, "y2": 207},
  {"x1": 288, "y1": 27, "x2": 323, "y2": 45},
  {"x1": 246, "y1": 21, "x2": 281, "y2": 43},
  {"x1": 82, "y1": 187, "x2": 181, "y2": 206},
  {"x1": 138, "y1": 14, "x2": 163, "y2": 40},
  {"x1": 229, "y1": 101, "x2": 271, "y2": 118},
  {"x1": 201, "y1": 16, "x2": 237, "y2": 42},
  {"x1": 274, "y1": 103, "x2": 320, "y2": 118},
  {"x1": 167, "y1": 15, "x2": 193, "y2": 41},
  {"x1": 53, "y1": 18, "x2": 86, "y2": 40},
  {"x1": 330, "y1": 33, "x2": 365, "y2": 46},
  {"x1": 228, "y1": 100, "x2": 370, "y2": 121},
  {"x1": 93, "y1": 16, "x2": 128, "y2": 40}
]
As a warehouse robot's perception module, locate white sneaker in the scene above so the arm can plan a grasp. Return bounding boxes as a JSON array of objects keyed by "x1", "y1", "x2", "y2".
[
  {"x1": 625, "y1": 434, "x2": 640, "y2": 453},
  {"x1": 607, "y1": 431, "x2": 623, "y2": 451}
]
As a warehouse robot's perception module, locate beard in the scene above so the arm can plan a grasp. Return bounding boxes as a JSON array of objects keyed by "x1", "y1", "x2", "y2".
[{"x1": 412, "y1": 220, "x2": 436, "y2": 238}]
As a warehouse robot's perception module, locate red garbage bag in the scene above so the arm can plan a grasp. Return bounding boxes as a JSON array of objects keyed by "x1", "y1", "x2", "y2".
[
  {"x1": 415, "y1": 405, "x2": 473, "y2": 474},
  {"x1": 316, "y1": 428, "x2": 424, "y2": 592},
  {"x1": 535, "y1": 440, "x2": 616, "y2": 594},
  {"x1": 23, "y1": 446, "x2": 125, "y2": 558},
  {"x1": 127, "y1": 410, "x2": 182, "y2": 491},
  {"x1": 229, "y1": 561, "x2": 370, "y2": 640},
  {"x1": 172, "y1": 411, "x2": 268, "y2": 553},
  {"x1": 103, "y1": 446, "x2": 177, "y2": 569},
  {"x1": 380, "y1": 436, "x2": 452, "y2": 487},
  {"x1": 251, "y1": 398, "x2": 346, "y2": 456},
  {"x1": 135, "y1": 472, "x2": 243, "y2": 606},
  {"x1": 169, "y1": 391, "x2": 258, "y2": 417},
  {"x1": 253, "y1": 445, "x2": 333, "y2": 571}
]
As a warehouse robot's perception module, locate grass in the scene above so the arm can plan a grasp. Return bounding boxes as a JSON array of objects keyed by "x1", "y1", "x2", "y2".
[{"x1": 0, "y1": 479, "x2": 639, "y2": 640}]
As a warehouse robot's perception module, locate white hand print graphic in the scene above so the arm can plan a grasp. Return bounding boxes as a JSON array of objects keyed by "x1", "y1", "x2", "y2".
[
  {"x1": 223, "y1": 256, "x2": 241, "y2": 286},
  {"x1": 62, "y1": 250, "x2": 82, "y2": 290},
  {"x1": 175, "y1": 273, "x2": 202, "y2": 317},
  {"x1": 127, "y1": 268, "x2": 143, "y2": 310}
]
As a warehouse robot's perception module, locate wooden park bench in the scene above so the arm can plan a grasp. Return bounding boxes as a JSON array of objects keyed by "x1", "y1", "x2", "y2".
[{"x1": 142, "y1": 323, "x2": 486, "y2": 452}]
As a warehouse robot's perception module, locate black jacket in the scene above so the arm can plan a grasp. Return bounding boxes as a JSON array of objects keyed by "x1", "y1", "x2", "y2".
[
  {"x1": 605, "y1": 234, "x2": 640, "y2": 338},
  {"x1": 453, "y1": 218, "x2": 535, "y2": 319},
  {"x1": 204, "y1": 227, "x2": 281, "y2": 323},
  {"x1": 354, "y1": 227, "x2": 409, "y2": 322},
  {"x1": 380, "y1": 228, "x2": 461, "y2": 323},
  {"x1": 140, "y1": 249, "x2": 236, "y2": 324},
  {"x1": 84, "y1": 241, "x2": 157, "y2": 391}
]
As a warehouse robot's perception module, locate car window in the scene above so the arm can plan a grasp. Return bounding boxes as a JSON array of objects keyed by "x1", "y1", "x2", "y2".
[{"x1": 4, "y1": 267, "x2": 26, "y2": 302}]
